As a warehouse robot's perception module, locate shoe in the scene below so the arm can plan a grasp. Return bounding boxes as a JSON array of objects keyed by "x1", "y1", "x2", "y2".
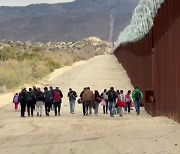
[
  {"x1": 72, "y1": 112, "x2": 74, "y2": 114},
  {"x1": 31, "y1": 115, "x2": 33, "y2": 117},
  {"x1": 58, "y1": 112, "x2": 60, "y2": 116},
  {"x1": 37, "y1": 113, "x2": 39, "y2": 117},
  {"x1": 119, "y1": 115, "x2": 123, "y2": 117}
]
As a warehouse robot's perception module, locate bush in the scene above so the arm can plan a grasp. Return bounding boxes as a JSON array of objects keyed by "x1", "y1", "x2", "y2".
[
  {"x1": 32, "y1": 63, "x2": 50, "y2": 79},
  {"x1": 0, "y1": 45, "x2": 105, "y2": 93}
]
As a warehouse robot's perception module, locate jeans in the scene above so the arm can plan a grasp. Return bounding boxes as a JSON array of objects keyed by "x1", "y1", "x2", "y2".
[
  {"x1": 36, "y1": 101, "x2": 43, "y2": 116},
  {"x1": 94, "y1": 101, "x2": 99, "y2": 115},
  {"x1": 45, "y1": 102, "x2": 51, "y2": 116},
  {"x1": 82, "y1": 102, "x2": 86, "y2": 115},
  {"x1": 116, "y1": 106, "x2": 119, "y2": 114},
  {"x1": 134, "y1": 100, "x2": 140, "y2": 115},
  {"x1": 109, "y1": 101, "x2": 115, "y2": 116},
  {"x1": 125, "y1": 101, "x2": 131, "y2": 113},
  {"x1": 27, "y1": 103, "x2": 34, "y2": 116},
  {"x1": 69, "y1": 100, "x2": 75, "y2": 113},
  {"x1": 54, "y1": 102, "x2": 61, "y2": 116},
  {"x1": 103, "y1": 100, "x2": 108, "y2": 114},
  {"x1": 20, "y1": 103, "x2": 26, "y2": 117},
  {"x1": 85, "y1": 101, "x2": 92, "y2": 115}
]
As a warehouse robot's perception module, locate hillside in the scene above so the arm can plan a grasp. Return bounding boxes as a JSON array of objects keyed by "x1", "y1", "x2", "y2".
[{"x1": 0, "y1": 0, "x2": 138, "y2": 42}]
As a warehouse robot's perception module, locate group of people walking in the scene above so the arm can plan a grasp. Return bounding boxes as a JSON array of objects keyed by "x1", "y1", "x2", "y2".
[
  {"x1": 13, "y1": 86, "x2": 63, "y2": 117},
  {"x1": 79, "y1": 87, "x2": 143, "y2": 117},
  {"x1": 13, "y1": 86, "x2": 143, "y2": 117}
]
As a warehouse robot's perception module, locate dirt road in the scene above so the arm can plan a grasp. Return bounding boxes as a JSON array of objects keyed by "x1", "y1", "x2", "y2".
[{"x1": 0, "y1": 55, "x2": 180, "y2": 154}]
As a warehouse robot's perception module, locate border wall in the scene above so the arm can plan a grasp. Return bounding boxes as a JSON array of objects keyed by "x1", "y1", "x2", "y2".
[{"x1": 114, "y1": 0, "x2": 180, "y2": 122}]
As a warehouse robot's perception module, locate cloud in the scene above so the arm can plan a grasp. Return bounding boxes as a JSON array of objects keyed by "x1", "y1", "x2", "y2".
[{"x1": 0, "y1": 0, "x2": 75, "y2": 6}]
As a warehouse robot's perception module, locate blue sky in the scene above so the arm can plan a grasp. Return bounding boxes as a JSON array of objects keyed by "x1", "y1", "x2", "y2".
[{"x1": 0, "y1": 0, "x2": 75, "y2": 6}]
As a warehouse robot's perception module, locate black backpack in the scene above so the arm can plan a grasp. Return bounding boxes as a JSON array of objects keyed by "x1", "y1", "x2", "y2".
[
  {"x1": 135, "y1": 91, "x2": 141, "y2": 100},
  {"x1": 108, "y1": 91, "x2": 114, "y2": 100},
  {"x1": 36, "y1": 91, "x2": 44, "y2": 101},
  {"x1": 69, "y1": 91, "x2": 76, "y2": 100},
  {"x1": 26, "y1": 92, "x2": 33, "y2": 102},
  {"x1": 44, "y1": 91, "x2": 53, "y2": 103}
]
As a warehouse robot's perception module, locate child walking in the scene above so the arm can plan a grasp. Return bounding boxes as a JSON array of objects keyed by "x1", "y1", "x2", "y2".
[{"x1": 13, "y1": 93, "x2": 19, "y2": 110}]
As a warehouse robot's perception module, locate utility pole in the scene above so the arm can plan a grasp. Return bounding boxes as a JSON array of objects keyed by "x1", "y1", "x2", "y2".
[{"x1": 109, "y1": 15, "x2": 114, "y2": 53}]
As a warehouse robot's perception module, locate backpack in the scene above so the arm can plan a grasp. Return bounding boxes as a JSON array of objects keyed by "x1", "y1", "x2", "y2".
[
  {"x1": 108, "y1": 91, "x2": 114, "y2": 100},
  {"x1": 26, "y1": 92, "x2": 33, "y2": 102},
  {"x1": 69, "y1": 91, "x2": 76, "y2": 100},
  {"x1": 102, "y1": 93, "x2": 108, "y2": 100},
  {"x1": 44, "y1": 91, "x2": 53, "y2": 103},
  {"x1": 36, "y1": 92, "x2": 43, "y2": 100},
  {"x1": 135, "y1": 91, "x2": 141, "y2": 100},
  {"x1": 54, "y1": 91, "x2": 61, "y2": 102},
  {"x1": 14, "y1": 95, "x2": 19, "y2": 103}
]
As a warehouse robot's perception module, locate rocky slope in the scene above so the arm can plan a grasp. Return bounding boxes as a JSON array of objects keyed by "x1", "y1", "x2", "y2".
[
  {"x1": 0, "y1": 36, "x2": 110, "y2": 54},
  {"x1": 0, "y1": 0, "x2": 138, "y2": 42}
]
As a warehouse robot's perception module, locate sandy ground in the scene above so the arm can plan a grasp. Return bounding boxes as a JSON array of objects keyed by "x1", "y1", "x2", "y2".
[{"x1": 0, "y1": 55, "x2": 180, "y2": 154}]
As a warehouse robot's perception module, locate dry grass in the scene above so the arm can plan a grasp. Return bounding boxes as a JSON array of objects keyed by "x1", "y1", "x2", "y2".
[{"x1": 0, "y1": 47, "x2": 104, "y2": 93}]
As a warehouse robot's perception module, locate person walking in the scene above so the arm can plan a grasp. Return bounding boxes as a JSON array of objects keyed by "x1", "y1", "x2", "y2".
[
  {"x1": 54, "y1": 87, "x2": 63, "y2": 116},
  {"x1": 13, "y1": 93, "x2": 19, "y2": 110},
  {"x1": 67, "y1": 88, "x2": 77, "y2": 114},
  {"x1": 32, "y1": 86, "x2": 37, "y2": 111},
  {"x1": 118, "y1": 90, "x2": 125, "y2": 117},
  {"x1": 94, "y1": 90, "x2": 101, "y2": 116},
  {"x1": 44, "y1": 87, "x2": 53, "y2": 116},
  {"x1": 26, "y1": 88, "x2": 36, "y2": 117},
  {"x1": 125, "y1": 90, "x2": 132, "y2": 113},
  {"x1": 19, "y1": 88, "x2": 27, "y2": 117},
  {"x1": 49, "y1": 86, "x2": 55, "y2": 110},
  {"x1": 132, "y1": 87, "x2": 143, "y2": 115},
  {"x1": 83, "y1": 87, "x2": 94, "y2": 116},
  {"x1": 35, "y1": 88, "x2": 44, "y2": 117},
  {"x1": 101, "y1": 89, "x2": 109, "y2": 114},
  {"x1": 107, "y1": 87, "x2": 117, "y2": 117},
  {"x1": 80, "y1": 87, "x2": 86, "y2": 116},
  {"x1": 115, "y1": 90, "x2": 120, "y2": 114}
]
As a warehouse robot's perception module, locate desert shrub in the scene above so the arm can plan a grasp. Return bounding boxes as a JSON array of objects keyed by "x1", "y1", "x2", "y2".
[
  {"x1": 33, "y1": 46, "x2": 44, "y2": 52},
  {"x1": 32, "y1": 63, "x2": 50, "y2": 79},
  {"x1": 0, "y1": 60, "x2": 33, "y2": 91},
  {"x1": 45, "y1": 59, "x2": 60, "y2": 71},
  {"x1": 0, "y1": 44, "x2": 105, "y2": 93}
]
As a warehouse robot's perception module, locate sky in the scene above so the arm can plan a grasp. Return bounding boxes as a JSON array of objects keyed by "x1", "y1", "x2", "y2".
[{"x1": 0, "y1": 0, "x2": 75, "y2": 6}]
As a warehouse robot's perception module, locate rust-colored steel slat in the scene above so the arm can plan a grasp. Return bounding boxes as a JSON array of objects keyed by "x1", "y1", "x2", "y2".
[{"x1": 114, "y1": 0, "x2": 180, "y2": 123}]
